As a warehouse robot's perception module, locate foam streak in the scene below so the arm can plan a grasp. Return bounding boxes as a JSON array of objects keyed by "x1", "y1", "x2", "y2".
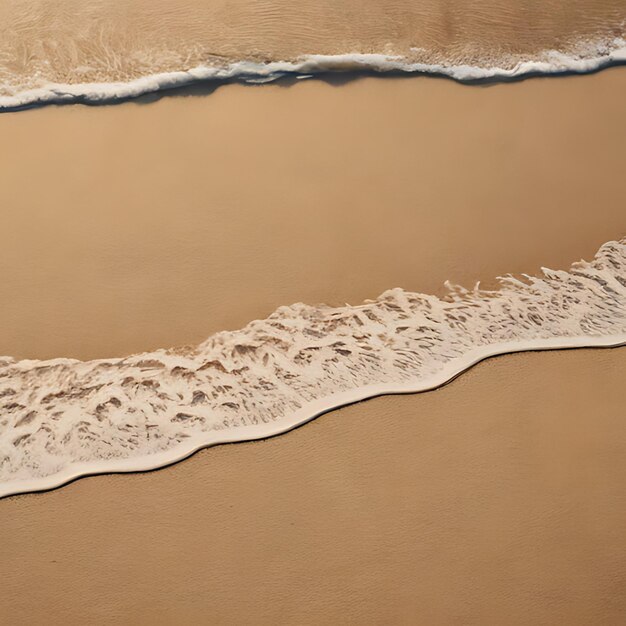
[
  {"x1": 1, "y1": 239, "x2": 625, "y2": 497},
  {"x1": 1, "y1": 39, "x2": 625, "y2": 111}
]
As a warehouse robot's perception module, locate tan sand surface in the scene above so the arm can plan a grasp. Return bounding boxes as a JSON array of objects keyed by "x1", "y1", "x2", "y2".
[
  {"x1": 1, "y1": 346, "x2": 625, "y2": 625},
  {"x1": 1, "y1": 44, "x2": 625, "y2": 625},
  {"x1": 1, "y1": 68, "x2": 625, "y2": 360}
]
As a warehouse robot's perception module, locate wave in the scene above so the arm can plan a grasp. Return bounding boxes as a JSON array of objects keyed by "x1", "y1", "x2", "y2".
[
  {"x1": 1, "y1": 38, "x2": 625, "y2": 112},
  {"x1": 0, "y1": 238, "x2": 625, "y2": 498}
]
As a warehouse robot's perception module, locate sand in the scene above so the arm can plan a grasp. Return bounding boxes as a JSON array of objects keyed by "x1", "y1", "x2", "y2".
[
  {"x1": 1, "y1": 346, "x2": 625, "y2": 625},
  {"x1": 1, "y1": 54, "x2": 625, "y2": 624},
  {"x1": 1, "y1": 68, "x2": 625, "y2": 361}
]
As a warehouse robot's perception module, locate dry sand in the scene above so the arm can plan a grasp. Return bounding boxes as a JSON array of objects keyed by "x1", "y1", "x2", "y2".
[
  {"x1": 1, "y1": 346, "x2": 625, "y2": 625},
  {"x1": 1, "y1": 68, "x2": 625, "y2": 360}
]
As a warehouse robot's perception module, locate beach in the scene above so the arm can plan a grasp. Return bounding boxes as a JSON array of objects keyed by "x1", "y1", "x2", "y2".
[
  {"x1": 1, "y1": 30, "x2": 625, "y2": 623},
  {"x1": 2, "y1": 347, "x2": 625, "y2": 624}
]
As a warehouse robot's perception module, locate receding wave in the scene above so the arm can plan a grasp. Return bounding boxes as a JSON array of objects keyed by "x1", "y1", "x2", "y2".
[{"x1": 0, "y1": 239, "x2": 624, "y2": 498}]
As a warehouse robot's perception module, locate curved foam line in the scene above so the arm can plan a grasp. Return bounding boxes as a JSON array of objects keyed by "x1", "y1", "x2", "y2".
[
  {"x1": 1, "y1": 42, "x2": 626, "y2": 111},
  {"x1": 1, "y1": 334, "x2": 623, "y2": 499}
]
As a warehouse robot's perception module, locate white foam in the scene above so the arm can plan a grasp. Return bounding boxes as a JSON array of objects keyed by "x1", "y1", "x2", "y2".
[
  {"x1": 1, "y1": 38, "x2": 625, "y2": 110},
  {"x1": 1, "y1": 239, "x2": 625, "y2": 498}
]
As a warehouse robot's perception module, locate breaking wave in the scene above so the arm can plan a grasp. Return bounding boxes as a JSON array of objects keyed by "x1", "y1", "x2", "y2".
[{"x1": 1, "y1": 238, "x2": 625, "y2": 498}]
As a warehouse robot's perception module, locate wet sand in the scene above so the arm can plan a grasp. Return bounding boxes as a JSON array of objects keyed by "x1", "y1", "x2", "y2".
[
  {"x1": 1, "y1": 68, "x2": 625, "y2": 360},
  {"x1": 1, "y1": 346, "x2": 625, "y2": 625}
]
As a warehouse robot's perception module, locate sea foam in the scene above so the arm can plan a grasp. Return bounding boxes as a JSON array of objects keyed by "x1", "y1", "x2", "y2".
[
  {"x1": 0, "y1": 239, "x2": 625, "y2": 498},
  {"x1": 0, "y1": 38, "x2": 625, "y2": 111}
]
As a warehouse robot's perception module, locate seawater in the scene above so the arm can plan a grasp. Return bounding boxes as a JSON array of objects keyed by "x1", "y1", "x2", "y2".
[{"x1": 0, "y1": 0, "x2": 625, "y2": 109}]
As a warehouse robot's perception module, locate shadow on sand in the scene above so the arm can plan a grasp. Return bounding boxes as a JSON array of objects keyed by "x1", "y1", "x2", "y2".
[{"x1": 1, "y1": 59, "x2": 625, "y2": 114}]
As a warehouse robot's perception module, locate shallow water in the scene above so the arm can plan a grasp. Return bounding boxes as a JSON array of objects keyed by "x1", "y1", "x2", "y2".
[{"x1": 1, "y1": 0, "x2": 625, "y2": 107}]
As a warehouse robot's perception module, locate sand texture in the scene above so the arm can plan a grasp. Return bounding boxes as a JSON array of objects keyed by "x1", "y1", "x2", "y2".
[{"x1": 1, "y1": 28, "x2": 625, "y2": 622}]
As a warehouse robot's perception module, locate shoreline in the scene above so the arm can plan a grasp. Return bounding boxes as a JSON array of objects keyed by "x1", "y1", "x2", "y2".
[
  {"x1": 2, "y1": 346, "x2": 625, "y2": 624},
  {"x1": 2, "y1": 232, "x2": 624, "y2": 499},
  {"x1": 2, "y1": 44, "x2": 626, "y2": 112},
  {"x1": 2, "y1": 338, "x2": 624, "y2": 500}
]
